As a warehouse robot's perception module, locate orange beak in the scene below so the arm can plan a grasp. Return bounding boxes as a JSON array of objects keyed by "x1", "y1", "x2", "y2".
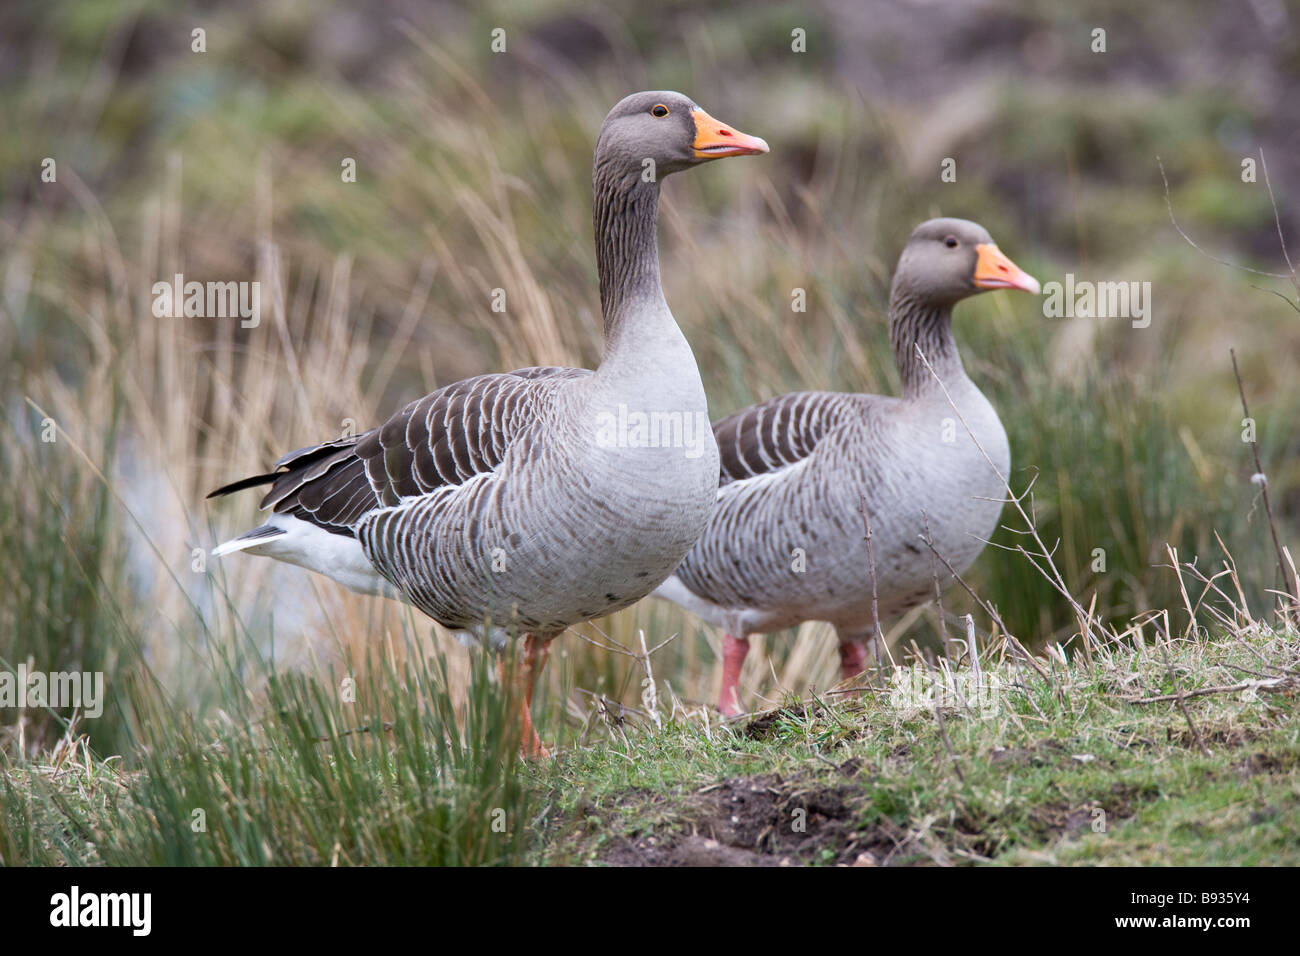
[
  {"x1": 691, "y1": 108, "x2": 770, "y2": 159},
  {"x1": 973, "y1": 243, "x2": 1040, "y2": 294}
]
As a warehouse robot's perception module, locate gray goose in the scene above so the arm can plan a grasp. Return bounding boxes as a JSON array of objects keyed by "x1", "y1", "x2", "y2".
[
  {"x1": 654, "y1": 218, "x2": 1039, "y2": 715},
  {"x1": 208, "y1": 92, "x2": 768, "y2": 754}
]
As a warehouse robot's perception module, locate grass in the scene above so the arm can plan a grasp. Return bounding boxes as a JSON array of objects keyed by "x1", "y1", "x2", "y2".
[
  {"x1": 1, "y1": 0, "x2": 1298, "y2": 865},
  {"x1": 2, "y1": 632, "x2": 547, "y2": 866},
  {"x1": 537, "y1": 618, "x2": 1300, "y2": 866},
  {"x1": 6, "y1": 619, "x2": 1296, "y2": 866}
]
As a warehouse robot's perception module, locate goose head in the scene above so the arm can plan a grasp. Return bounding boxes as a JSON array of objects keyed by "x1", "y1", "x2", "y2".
[
  {"x1": 896, "y1": 218, "x2": 1040, "y2": 307},
  {"x1": 594, "y1": 91, "x2": 769, "y2": 180}
]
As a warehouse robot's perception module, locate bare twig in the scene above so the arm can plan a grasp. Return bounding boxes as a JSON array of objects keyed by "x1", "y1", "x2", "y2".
[
  {"x1": 1124, "y1": 677, "x2": 1289, "y2": 704},
  {"x1": 921, "y1": 509, "x2": 952, "y2": 659},
  {"x1": 921, "y1": 536, "x2": 1050, "y2": 680},
  {"x1": 638, "y1": 629, "x2": 661, "y2": 728},
  {"x1": 1230, "y1": 348, "x2": 1298, "y2": 623},
  {"x1": 567, "y1": 620, "x2": 678, "y2": 660},
  {"x1": 309, "y1": 721, "x2": 394, "y2": 743},
  {"x1": 859, "y1": 495, "x2": 891, "y2": 679},
  {"x1": 1258, "y1": 149, "x2": 1300, "y2": 303},
  {"x1": 1156, "y1": 155, "x2": 1292, "y2": 281}
]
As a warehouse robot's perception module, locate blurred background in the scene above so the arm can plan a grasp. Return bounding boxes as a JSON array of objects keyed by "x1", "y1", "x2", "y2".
[{"x1": 2, "y1": 0, "x2": 1298, "y2": 757}]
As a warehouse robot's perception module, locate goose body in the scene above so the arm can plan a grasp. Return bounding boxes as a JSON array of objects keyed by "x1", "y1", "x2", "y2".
[
  {"x1": 209, "y1": 92, "x2": 768, "y2": 751},
  {"x1": 228, "y1": 359, "x2": 712, "y2": 635},
  {"x1": 654, "y1": 218, "x2": 1039, "y2": 714}
]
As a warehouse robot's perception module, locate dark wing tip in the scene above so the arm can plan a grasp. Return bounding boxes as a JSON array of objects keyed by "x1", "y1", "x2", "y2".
[{"x1": 206, "y1": 472, "x2": 280, "y2": 499}]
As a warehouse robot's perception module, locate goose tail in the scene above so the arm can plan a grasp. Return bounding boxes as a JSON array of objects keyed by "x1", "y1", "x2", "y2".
[{"x1": 211, "y1": 524, "x2": 287, "y2": 557}]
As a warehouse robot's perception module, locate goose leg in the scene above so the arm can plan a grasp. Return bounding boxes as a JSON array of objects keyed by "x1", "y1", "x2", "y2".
[
  {"x1": 499, "y1": 634, "x2": 551, "y2": 759},
  {"x1": 719, "y1": 633, "x2": 750, "y2": 716},
  {"x1": 838, "y1": 638, "x2": 868, "y2": 683}
]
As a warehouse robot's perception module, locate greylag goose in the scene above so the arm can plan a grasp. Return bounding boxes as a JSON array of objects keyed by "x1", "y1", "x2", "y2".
[
  {"x1": 654, "y1": 218, "x2": 1040, "y2": 715},
  {"x1": 208, "y1": 92, "x2": 769, "y2": 754}
]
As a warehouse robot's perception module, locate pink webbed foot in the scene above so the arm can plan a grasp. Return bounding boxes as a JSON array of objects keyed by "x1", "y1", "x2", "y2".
[
  {"x1": 839, "y1": 640, "x2": 868, "y2": 683},
  {"x1": 499, "y1": 633, "x2": 553, "y2": 759},
  {"x1": 718, "y1": 633, "x2": 750, "y2": 717}
]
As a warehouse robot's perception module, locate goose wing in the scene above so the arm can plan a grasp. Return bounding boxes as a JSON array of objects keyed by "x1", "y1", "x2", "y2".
[
  {"x1": 208, "y1": 366, "x2": 590, "y2": 536},
  {"x1": 714, "y1": 391, "x2": 861, "y2": 486}
]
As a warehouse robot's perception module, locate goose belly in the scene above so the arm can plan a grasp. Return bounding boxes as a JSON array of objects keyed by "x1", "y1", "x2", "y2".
[
  {"x1": 364, "y1": 435, "x2": 719, "y2": 636},
  {"x1": 830, "y1": 434, "x2": 1008, "y2": 623}
]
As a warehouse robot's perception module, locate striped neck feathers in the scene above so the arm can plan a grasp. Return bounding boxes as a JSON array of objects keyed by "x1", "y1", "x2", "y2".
[
  {"x1": 888, "y1": 283, "x2": 965, "y2": 400},
  {"x1": 593, "y1": 161, "x2": 665, "y2": 348}
]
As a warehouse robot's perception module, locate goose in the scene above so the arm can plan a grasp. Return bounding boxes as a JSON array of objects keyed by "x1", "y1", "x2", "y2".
[
  {"x1": 208, "y1": 92, "x2": 769, "y2": 754},
  {"x1": 654, "y1": 218, "x2": 1040, "y2": 715}
]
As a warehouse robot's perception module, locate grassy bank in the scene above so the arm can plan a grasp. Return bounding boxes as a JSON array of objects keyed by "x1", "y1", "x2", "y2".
[{"x1": 4, "y1": 617, "x2": 1296, "y2": 866}]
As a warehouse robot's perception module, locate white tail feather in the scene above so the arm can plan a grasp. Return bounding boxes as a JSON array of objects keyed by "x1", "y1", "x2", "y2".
[{"x1": 212, "y1": 528, "x2": 286, "y2": 557}]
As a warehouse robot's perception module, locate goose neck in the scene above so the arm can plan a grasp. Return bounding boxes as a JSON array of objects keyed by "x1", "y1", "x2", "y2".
[
  {"x1": 889, "y1": 286, "x2": 965, "y2": 399},
  {"x1": 593, "y1": 162, "x2": 665, "y2": 349}
]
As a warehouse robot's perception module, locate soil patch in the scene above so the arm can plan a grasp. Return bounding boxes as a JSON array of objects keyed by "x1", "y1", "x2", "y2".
[{"x1": 594, "y1": 768, "x2": 932, "y2": 867}]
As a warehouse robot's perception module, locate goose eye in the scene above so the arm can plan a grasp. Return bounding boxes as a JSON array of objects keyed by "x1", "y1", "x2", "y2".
[
  {"x1": 651, "y1": 104, "x2": 669, "y2": 118},
  {"x1": 944, "y1": 236, "x2": 958, "y2": 248}
]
